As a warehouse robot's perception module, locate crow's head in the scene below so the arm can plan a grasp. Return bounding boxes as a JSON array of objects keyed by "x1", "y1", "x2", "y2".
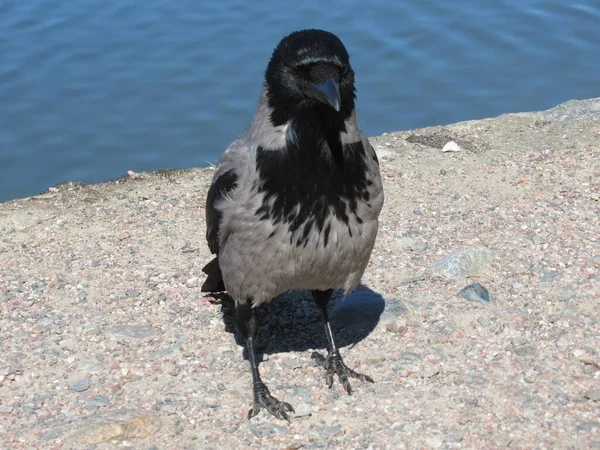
[{"x1": 265, "y1": 29, "x2": 356, "y2": 126}]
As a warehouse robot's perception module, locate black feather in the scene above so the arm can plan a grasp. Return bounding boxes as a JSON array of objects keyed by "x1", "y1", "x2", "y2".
[{"x1": 205, "y1": 169, "x2": 238, "y2": 254}]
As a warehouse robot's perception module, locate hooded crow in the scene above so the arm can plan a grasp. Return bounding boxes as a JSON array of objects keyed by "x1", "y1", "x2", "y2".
[{"x1": 201, "y1": 29, "x2": 384, "y2": 421}]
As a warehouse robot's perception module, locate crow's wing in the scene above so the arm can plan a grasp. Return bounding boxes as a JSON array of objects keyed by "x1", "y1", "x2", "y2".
[{"x1": 205, "y1": 139, "x2": 249, "y2": 254}]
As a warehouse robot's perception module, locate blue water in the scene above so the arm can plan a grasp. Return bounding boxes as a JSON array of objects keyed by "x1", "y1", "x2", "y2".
[{"x1": 1, "y1": 1, "x2": 599, "y2": 202}]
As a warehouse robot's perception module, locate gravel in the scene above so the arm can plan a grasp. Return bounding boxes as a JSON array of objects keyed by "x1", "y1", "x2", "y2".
[{"x1": 1, "y1": 98, "x2": 599, "y2": 449}]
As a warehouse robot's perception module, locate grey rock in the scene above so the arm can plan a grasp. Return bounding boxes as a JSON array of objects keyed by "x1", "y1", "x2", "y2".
[
  {"x1": 87, "y1": 395, "x2": 110, "y2": 408},
  {"x1": 396, "y1": 237, "x2": 428, "y2": 253},
  {"x1": 125, "y1": 289, "x2": 140, "y2": 298},
  {"x1": 433, "y1": 246, "x2": 493, "y2": 280},
  {"x1": 577, "y1": 421, "x2": 600, "y2": 431},
  {"x1": 70, "y1": 377, "x2": 90, "y2": 392},
  {"x1": 446, "y1": 433, "x2": 464, "y2": 443},
  {"x1": 186, "y1": 277, "x2": 199, "y2": 288},
  {"x1": 539, "y1": 270, "x2": 559, "y2": 283},
  {"x1": 394, "y1": 352, "x2": 423, "y2": 367},
  {"x1": 380, "y1": 298, "x2": 410, "y2": 322},
  {"x1": 77, "y1": 356, "x2": 104, "y2": 374},
  {"x1": 457, "y1": 283, "x2": 492, "y2": 303},
  {"x1": 492, "y1": 433, "x2": 512, "y2": 447},
  {"x1": 0, "y1": 405, "x2": 13, "y2": 413},
  {"x1": 294, "y1": 403, "x2": 312, "y2": 417},
  {"x1": 108, "y1": 324, "x2": 158, "y2": 340},
  {"x1": 530, "y1": 235, "x2": 545, "y2": 245},
  {"x1": 402, "y1": 274, "x2": 427, "y2": 284},
  {"x1": 510, "y1": 345, "x2": 537, "y2": 357},
  {"x1": 558, "y1": 286, "x2": 575, "y2": 301},
  {"x1": 583, "y1": 390, "x2": 600, "y2": 402}
]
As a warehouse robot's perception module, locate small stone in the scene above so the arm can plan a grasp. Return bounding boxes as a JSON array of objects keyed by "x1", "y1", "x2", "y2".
[
  {"x1": 421, "y1": 364, "x2": 440, "y2": 378},
  {"x1": 87, "y1": 395, "x2": 110, "y2": 408},
  {"x1": 425, "y1": 436, "x2": 444, "y2": 448},
  {"x1": 511, "y1": 345, "x2": 537, "y2": 357},
  {"x1": 396, "y1": 237, "x2": 428, "y2": 253},
  {"x1": 578, "y1": 422, "x2": 600, "y2": 431},
  {"x1": 70, "y1": 377, "x2": 90, "y2": 392},
  {"x1": 294, "y1": 403, "x2": 312, "y2": 417},
  {"x1": 558, "y1": 286, "x2": 575, "y2": 301},
  {"x1": 125, "y1": 290, "x2": 140, "y2": 298},
  {"x1": 77, "y1": 356, "x2": 104, "y2": 374},
  {"x1": 402, "y1": 274, "x2": 427, "y2": 284},
  {"x1": 441, "y1": 141, "x2": 461, "y2": 152},
  {"x1": 433, "y1": 246, "x2": 493, "y2": 281},
  {"x1": 394, "y1": 352, "x2": 423, "y2": 367},
  {"x1": 539, "y1": 270, "x2": 559, "y2": 283},
  {"x1": 493, "y1": 433, "x2": 512, "y2": 447},
  {"x1": 414, "y1": 209, "x2": 423, "y2": 215},
  {"x1": 583, "y1": 390, "x2": 600, "y2": 402},
  {"x1": 186, "y1": 277, "x2": 198, "y2": 288},
  {"x1": 530, "y1": 235, "x2": 545, "y2": 245},
  {"x1": 439, "y1": 169, "x2": 447, "y2": 175},
  {"x1": 385, "y1": 322, "x2": 407, "y2": 335},
  {"x1": 446, "y1": 433, "x2": 464, "y2": 443},
  {"x1": 457, "y1": 283, "x2": 492, "y2": 303},
  {"x1": 0, "y1": 405, "x2": 13, "y2": 414}
]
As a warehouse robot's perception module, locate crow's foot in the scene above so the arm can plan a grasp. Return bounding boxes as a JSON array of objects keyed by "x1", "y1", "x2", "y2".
[
  {"x1": 311, "y1": 351, "x2": 374, "y2": 394},
  {"x1": 248, "y1": 381, "x2": 294, "y2": 422}
]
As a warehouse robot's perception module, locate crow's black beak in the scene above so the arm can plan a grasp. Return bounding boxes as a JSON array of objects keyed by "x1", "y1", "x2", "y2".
[{"x1": 306, "y1": 77, "x2": 341, "y2": 112}]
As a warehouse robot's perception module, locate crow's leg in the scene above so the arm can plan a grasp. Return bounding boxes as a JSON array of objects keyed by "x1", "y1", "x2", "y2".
[
  {"x1": 236, "y1": 298, "x2": 294, "y2": 421},
  {"x1": 311, "y1": 289, "x2": 374, "y2": 394}
]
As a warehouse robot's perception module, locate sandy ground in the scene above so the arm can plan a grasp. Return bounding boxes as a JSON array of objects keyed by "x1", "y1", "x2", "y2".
[{"x1": 1, "y1": 98, "x2": 599, "y2": 449}]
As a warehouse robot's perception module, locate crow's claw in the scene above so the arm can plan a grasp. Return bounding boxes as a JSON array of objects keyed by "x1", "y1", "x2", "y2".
[
  {"x1": 311, "y1": 351, "x2": 373, "y2": 394},
  {"x1": 248, "y1": 381, "x2": 295, "y2": 422}
]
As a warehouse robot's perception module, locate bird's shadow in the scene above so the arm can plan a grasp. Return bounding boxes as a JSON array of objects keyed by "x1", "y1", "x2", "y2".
[{"x1": 211, "y1": 284, "x2": 389, "y2": 357}]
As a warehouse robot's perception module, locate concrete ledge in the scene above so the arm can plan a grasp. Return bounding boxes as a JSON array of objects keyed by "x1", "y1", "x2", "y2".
[{"x1": 1, "y1": 98, "x2": 598, "y2": 448}]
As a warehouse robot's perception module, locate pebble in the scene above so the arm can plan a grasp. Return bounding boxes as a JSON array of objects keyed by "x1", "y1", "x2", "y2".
[
  {"x1": 425, "y1": 436, "x2": 444, "y2": 448},
  {"x1": 70, "y1": 377, "x2": 90, "y2": 392},
  {"x1": 396, "y1": 237, "x2": 428, "y2": 253},
  {"x1": 78, "y1": 356, "x2": 104, "y2": 374},
  {"x1": 186, "y1": 277, "x2": 199, "y2": 288},
  {"x1": 583, "y1": 390, "x2": 600, "y2": 402},
  {"x1": 294, "y1": 403, "x2": 312, "y2": 417},
  {"x1": 577, "y1": 422, "x2": 600, "y2": 431},
  {"x1": 433, "y1": 246, "x2": 493, "y2": 280},
  {"x1": 493, "y1": 433, "x2": 512, "y2": 447},
  {"x1": 539, "y1": 270, "x2": 559, "y2": 283},
  {"x1": 380, "y1": 297, "x2": 410, "y2": 322},
  {"x1": 457, "y1": 283, "x2": 492, "y2": 303},
  {"x1": 441, "y1": 141, "x2": 461, "y2": 152},
  {"x1": 558, "y1": 286, "x2": 575, "y2": 301},
  {"x1": 87, "y1": 395, "x2": 110, "y2": 408},
  {"x1": 394, "y1": 352, "x2": 423, "y2": 367},
  {"x1": 421, "y1": 364, "x2": 440, "y2": 378},
  {"x1": 511, "y1": 345, "x2": 537, "y2": 357},
  {"x1": 0, "y1": 405, "x2": 13, "y2": 414},
  {"x1": 125, "y1": 289, "x2": 140, "y2": 298}
]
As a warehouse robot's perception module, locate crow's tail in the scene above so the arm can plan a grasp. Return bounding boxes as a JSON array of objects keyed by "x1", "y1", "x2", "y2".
[{"x1": 201, "y1": 257, "x2": 226, "y2": 292}]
